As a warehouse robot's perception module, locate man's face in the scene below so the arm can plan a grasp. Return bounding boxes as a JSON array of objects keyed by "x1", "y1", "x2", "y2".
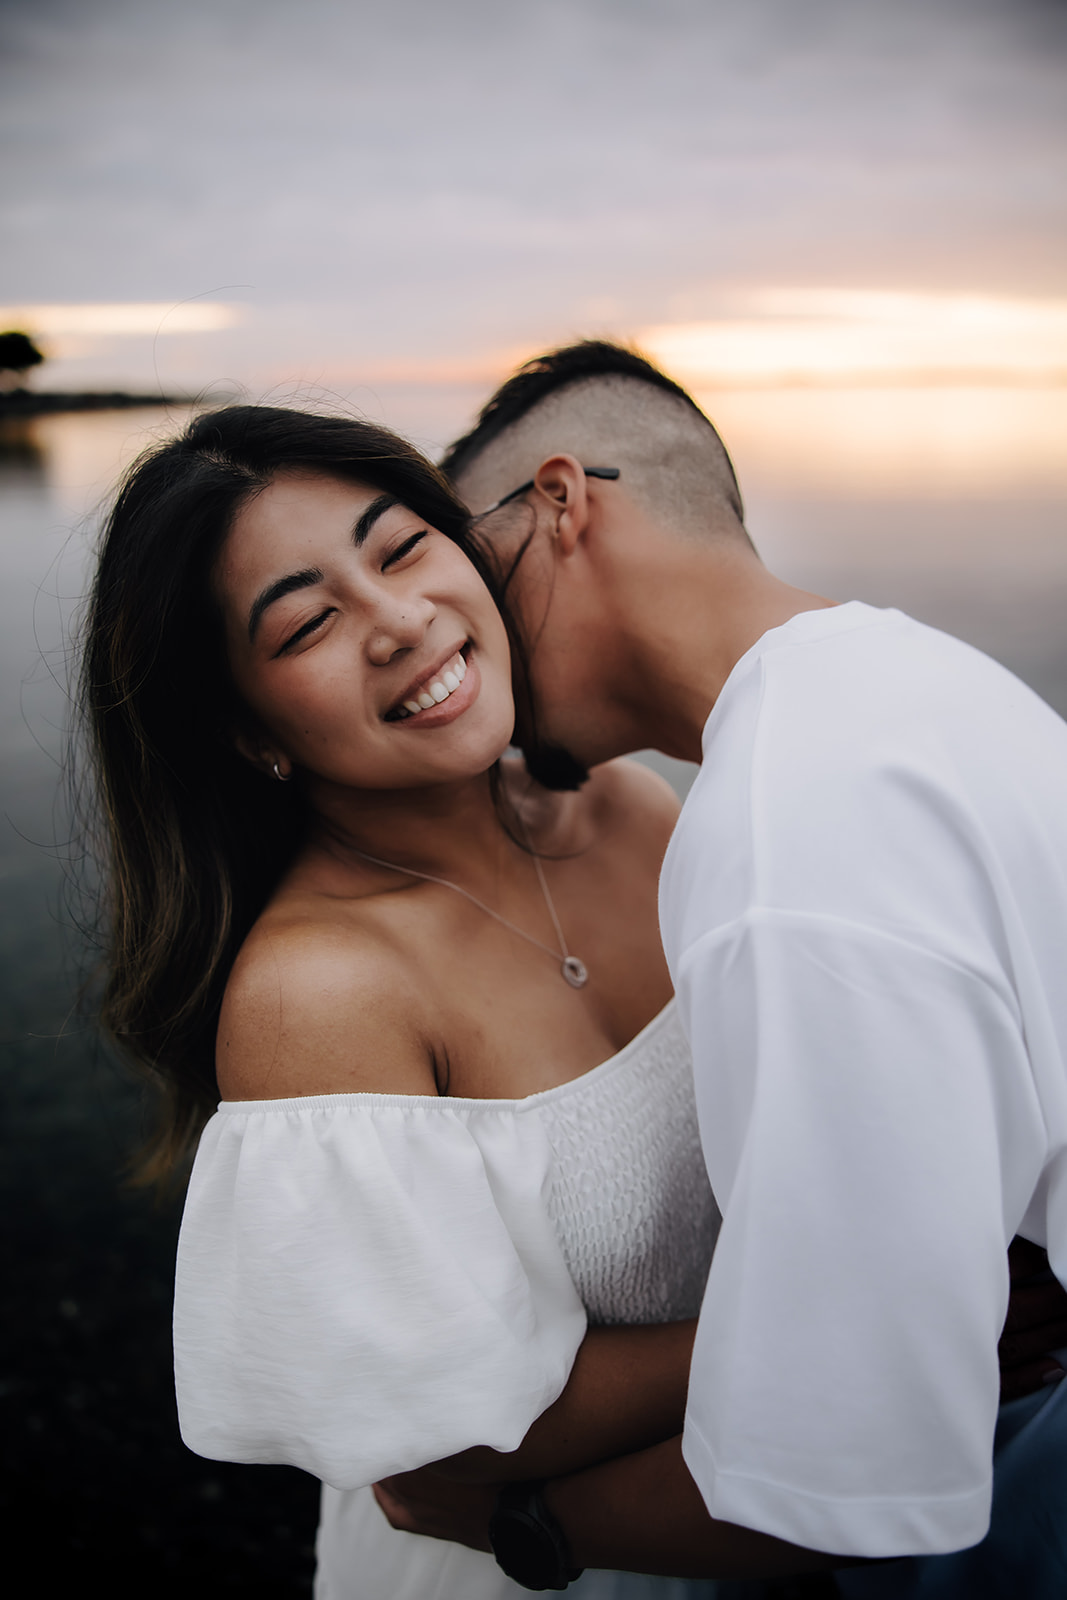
[{"x1": 454, "y1": 460, "x2": 631, "y2": 780}]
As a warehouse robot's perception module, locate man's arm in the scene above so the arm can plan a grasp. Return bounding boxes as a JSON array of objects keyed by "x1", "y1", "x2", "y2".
[
  {"x1": 998, "y1": 1237, "x2": 1067, "y2": 1401},
  {"x1": 433, "y1": 1319, "x2": 695, "y2": 1482},
  {"x1": 544, "y1": 1436, "x2": 854, "y2": 1580},
  {"x1": 376, "y1": 1435, "x2": 857, "y2": 1579},
  {"x1": 673, "y1": 912, "x2": 1040, "y2": 1557}
]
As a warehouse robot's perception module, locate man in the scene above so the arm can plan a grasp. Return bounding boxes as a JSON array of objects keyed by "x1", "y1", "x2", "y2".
[{"x1": 378, "y1": 342, "x2": 1067, "y2": 1594}]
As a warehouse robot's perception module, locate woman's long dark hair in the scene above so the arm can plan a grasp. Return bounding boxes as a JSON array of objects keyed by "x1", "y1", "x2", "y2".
[{"x1": 81, "y1": 405, "x2": 506, "y2": 1184}]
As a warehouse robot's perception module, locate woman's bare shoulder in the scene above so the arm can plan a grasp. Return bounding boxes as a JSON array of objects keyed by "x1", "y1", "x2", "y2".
[
  {"x1": 216, "y1": 901, "x2": 438, "y2": 1103},
  {"x1": 581, "y1": 756, "x2": 683, "y2": 840}
]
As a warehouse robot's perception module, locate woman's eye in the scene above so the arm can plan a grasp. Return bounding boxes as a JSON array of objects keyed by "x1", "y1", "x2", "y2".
[
  {"x1": 382, "y1": 531, "x2": 427, "y2": 570},
  {"x1": 275, "y1": 609, "x2": 334, "y2": 656}
]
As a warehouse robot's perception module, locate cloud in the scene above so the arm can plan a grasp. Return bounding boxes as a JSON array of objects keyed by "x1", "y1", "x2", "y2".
[{"x1": 1, "y1": 0, "x2": 1062, "y2": 396}]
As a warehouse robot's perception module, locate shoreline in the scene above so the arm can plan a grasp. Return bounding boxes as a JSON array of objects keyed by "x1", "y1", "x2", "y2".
[{"x1": 0, "y1": 390, "x2": 193, "y2": 418}]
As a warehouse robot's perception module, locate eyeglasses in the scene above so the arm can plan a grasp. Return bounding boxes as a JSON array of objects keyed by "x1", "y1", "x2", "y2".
[{"x1": 470, "y1": 466, "x2": 619, "y2": 521}]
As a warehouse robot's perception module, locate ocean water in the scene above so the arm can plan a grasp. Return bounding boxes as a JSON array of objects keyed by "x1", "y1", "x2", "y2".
[{"x1": 1, "y1": 394, "x2": 1064, "y2": 1587}]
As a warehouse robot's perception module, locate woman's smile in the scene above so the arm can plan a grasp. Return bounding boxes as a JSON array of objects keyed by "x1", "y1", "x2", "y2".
[{"x1": 384, "y1": 643, "x2": 473, "y2": 724}]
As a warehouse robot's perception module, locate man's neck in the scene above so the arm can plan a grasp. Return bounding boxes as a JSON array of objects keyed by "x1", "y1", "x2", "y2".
[{"x1": 611, "y1": 554, "x2": 836, "y2": 764}]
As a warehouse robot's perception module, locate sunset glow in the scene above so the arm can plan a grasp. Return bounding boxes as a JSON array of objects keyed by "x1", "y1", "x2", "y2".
[
  {"x1": 640, "y1": 292, "x2": 1067, "y2": 388},
  {"x1": 0, "y1": 303, "x2": 241, "y2": 337},
  {"x1": 698, "y1": 385, "x2": 1067, "y2": 500}
]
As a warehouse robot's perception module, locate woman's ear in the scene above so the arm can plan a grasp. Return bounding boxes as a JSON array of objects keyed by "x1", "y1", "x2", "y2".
[
  {"x1": 531, "y1": 455, "x2": 591, "y2": 558},
  {"x1": 232, "y1": 725, "x2": 291, "y2": 782}
]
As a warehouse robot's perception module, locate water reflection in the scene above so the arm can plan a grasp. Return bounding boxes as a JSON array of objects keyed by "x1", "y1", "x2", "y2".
[
  {"x1": 0, "y1": 420, "x2": 47, "y2": 488},
  {"x1": 703, "y1": 385, "x2": 1067, "y2": 501}
]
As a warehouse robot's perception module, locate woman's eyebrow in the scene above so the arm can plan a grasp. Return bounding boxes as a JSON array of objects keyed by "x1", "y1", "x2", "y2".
[
  {"x1": 247, "y1": 568, "x2": 324, "y2": 643},
  {"x1": 353, "y1": 493, "x2": 398, "y2": 545}
]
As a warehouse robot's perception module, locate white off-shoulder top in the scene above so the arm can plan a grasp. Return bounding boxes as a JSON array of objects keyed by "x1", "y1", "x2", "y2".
[{"x1": 174, "y1": 1000, "x2": 720, "y2": 1492}]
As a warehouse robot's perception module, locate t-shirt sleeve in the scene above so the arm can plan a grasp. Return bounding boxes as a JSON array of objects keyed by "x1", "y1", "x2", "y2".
[
  {"x1": 677, "y1": 909, "x2": 1043, "y2": 1558},
  {"x1": 173, "y1": 1096, "x2": 587, "y2": 1489}
]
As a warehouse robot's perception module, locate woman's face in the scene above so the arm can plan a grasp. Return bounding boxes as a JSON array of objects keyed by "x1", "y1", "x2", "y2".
[{"x1": 215, "y1": 470, "x2": 515, "y2": 792}]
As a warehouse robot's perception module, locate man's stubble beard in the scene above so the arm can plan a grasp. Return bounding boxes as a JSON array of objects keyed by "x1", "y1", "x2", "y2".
[
  {"x1": 488, "y1": 529, "x2": 592, "y2": 791},
  {"x1": 509, "y1": 665, "x2": 590, "y2": 791},
  {"x1": 520, "y1": 736, "x2": 590, "y2": 792}
]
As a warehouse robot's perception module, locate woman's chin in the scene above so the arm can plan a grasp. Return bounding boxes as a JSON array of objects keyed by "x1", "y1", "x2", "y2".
[{"x1": 304, "y1": 716, "x2": 516, "y2": 798}]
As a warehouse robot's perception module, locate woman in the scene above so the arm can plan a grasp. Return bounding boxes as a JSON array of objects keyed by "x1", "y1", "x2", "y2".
[{"x1": 83, "y1": 404, "x2": 724, "y2": 1599}]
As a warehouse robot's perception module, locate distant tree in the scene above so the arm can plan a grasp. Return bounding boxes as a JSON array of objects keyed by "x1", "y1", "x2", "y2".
[{"x1": 0, "y1": 331, "x2": 45, "y2": 389}]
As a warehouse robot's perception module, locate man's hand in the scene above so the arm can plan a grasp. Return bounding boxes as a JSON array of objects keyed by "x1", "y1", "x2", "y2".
[
  {"x1": 999, "y1": 1236, "x2": 1067, "y2": 1402},
  {"x1": 372, "y1": 1466, "x2": 496, "y2": 1553}
]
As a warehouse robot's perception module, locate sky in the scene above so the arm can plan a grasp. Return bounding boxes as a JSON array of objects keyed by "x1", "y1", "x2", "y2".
[{"x1": 0, "y1": 0, "x2": 1065, "y2": 452}]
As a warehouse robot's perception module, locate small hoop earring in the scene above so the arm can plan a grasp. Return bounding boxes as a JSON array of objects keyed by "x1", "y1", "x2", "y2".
[{"x1": 272, "y1": 760, "x2": 290, "y2": 783}]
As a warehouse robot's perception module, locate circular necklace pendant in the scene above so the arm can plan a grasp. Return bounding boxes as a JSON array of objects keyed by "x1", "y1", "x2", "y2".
[{"x1": 561, "y1": 956, "x2": 588, "y2": 989}]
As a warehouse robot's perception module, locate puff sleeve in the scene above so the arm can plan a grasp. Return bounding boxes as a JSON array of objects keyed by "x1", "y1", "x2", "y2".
[{"x1": 173, "y1": 1094, "x2": 587, "y2": 1489}]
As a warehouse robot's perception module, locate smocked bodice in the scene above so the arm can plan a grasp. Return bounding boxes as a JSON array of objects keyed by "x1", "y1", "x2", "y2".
[{"x1": 532, "y1": 1001, "x2": 720, "y2": 1324}]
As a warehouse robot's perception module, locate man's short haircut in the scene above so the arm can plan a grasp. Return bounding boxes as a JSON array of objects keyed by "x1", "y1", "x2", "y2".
[{"x1": 440, "y1": 339, "x2": 746, "y2": 536}]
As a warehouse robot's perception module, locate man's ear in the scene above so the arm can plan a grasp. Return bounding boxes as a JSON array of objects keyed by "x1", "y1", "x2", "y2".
[{"x1": 531, "y1": 455, "x2": 591, "y2": 558}]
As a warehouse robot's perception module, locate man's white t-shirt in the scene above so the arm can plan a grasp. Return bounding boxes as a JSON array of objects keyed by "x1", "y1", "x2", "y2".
[{"x1": 659, "y1": 602, "x2": 1067, "y2": 1560}]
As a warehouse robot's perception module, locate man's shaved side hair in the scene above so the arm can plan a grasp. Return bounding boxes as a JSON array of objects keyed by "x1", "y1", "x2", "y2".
[{"x1": 441, "y1": 340, "x2": 748, "y2": 544}]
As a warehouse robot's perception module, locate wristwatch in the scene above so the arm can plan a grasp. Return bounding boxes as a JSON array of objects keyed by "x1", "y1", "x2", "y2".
[{"x1": 488, "y1": 1481, "x2": 584, "y2": 1591}]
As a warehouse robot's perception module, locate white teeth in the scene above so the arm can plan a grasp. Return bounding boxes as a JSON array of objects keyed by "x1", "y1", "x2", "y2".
[{"x1": 393, "y1": 651, "x2": 468, "y2": 719}]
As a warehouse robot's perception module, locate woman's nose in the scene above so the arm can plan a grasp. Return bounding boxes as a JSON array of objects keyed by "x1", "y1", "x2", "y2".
[{"x1": 364, "y1": 593, "x2": 435, "y2": 665}]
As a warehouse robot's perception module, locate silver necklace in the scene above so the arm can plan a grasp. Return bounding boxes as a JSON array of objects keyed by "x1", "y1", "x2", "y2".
[{"x1": 347, "y1": 839, "x2": 589, "y2": 989}]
